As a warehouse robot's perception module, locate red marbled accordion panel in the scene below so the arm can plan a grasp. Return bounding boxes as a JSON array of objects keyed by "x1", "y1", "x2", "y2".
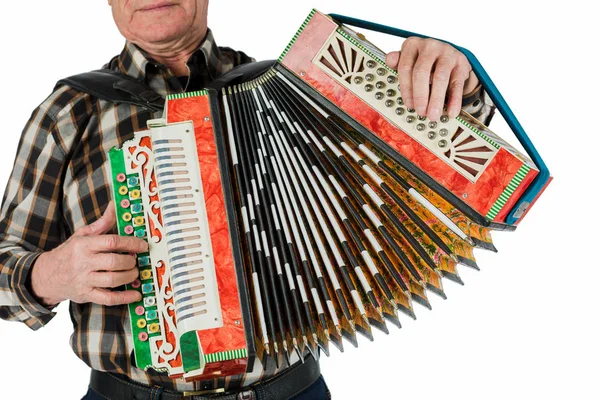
[
  {"x1": 281, "y1": 11, "x2": 537, "y2": 223},
  {"x1": 166, "y1": 95, "x2": 248, "y2": 377}
]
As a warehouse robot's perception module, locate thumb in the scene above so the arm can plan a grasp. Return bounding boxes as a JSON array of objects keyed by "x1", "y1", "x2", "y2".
[
  {"x1": 385, "y1": 51, "x2": 400, "y2": 69},
  {"x1": 73, "y1": 201, "x2": 116, "y2": 237}
]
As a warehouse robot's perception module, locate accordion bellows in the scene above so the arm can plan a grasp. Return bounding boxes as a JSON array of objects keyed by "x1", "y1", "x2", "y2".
[{"x1": 108, "y1": 10, "x2": 550, "y2": 380}]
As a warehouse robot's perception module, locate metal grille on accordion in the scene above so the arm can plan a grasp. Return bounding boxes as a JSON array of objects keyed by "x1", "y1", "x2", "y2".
[{"x1": 108, "y1": 9, "x2": 551, "y2": 381}]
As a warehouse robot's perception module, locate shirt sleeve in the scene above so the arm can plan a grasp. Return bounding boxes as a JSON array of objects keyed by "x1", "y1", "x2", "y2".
[
  {"x1": 0, "y1": 103, "x2": 69, "y2": 330},
  {"x1": 462, "y1": 83, "x2": 496, "y2": 126}
]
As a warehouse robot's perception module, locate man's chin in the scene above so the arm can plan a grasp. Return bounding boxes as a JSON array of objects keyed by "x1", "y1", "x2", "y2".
[{"x1": 129, "y1": 9, "x2": 191, "y2": 43}]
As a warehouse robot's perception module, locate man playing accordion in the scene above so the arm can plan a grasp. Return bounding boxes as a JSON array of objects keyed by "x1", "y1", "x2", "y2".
[{"x1": 0, "y1": 1, "x2": 492, "y2": 399}]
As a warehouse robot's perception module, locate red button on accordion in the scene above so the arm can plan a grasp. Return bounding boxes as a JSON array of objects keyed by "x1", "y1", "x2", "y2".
[{"x1": 108, "y1": 9, "x2": 551, "y2": 381}]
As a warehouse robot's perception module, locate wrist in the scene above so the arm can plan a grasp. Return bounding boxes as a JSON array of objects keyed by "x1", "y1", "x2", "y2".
[{"x1": 29, "y1": 251, "x2": 63, "y2": 308}]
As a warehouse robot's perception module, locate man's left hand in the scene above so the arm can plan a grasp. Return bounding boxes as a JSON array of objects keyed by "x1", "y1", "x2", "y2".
[{"x1": 386, "y1": 37, "x2": 479, "y2": 122}]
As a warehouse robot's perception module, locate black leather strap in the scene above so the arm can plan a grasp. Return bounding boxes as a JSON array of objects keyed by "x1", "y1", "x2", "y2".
[
  {"x1": 55, "y1": 69, "x2": 165, "y2": 112},
  {"x1": 89, "y1": 356, "x2": 320, "y2": 400}
]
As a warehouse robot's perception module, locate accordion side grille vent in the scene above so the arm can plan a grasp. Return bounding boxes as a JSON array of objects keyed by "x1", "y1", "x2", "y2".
[
  {"x1": 318, "y1": 38, "x2": 365, "y2": 84},
  {"x1": 443, "y1": 128, "x2": 496, "y2": 178},
  {"x1": 313, "y1": 31, "x2": 499, "y2": 182}
]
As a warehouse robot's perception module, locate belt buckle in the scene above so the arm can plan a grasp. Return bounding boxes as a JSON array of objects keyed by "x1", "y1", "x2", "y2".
[
  {"x1": 182, "y1": 388, "x2": 225, "y2": 399},
  {"x1": 236, "y1": 391, "x2": 256, "y2": 400},
  {"x1": 182, "y1": 388, "x2": 256, "y2": 400}
]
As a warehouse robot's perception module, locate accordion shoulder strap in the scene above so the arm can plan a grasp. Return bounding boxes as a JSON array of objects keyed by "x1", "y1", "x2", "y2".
[{"x1": 55, "y1": 69, "x2": 164, "y2": 112}]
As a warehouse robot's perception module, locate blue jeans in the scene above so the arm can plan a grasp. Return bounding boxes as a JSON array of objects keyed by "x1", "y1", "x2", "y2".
[
  {"x1": 288, "y1": 375, "x2": 330, "y2": 399},
  {"x1": 82, "y1": 375, "x2": 331, "y2": 399}
]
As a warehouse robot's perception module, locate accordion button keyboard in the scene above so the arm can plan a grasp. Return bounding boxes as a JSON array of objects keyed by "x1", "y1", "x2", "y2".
[
  {"x1": 146, "y1": 310, "x2": 158, "y2": 321},
  {"x1": 140, "y1": 269, "x2": 152, "y2": 280},
  {"x1": 138, "y1": 255, "x2": 150, "y2": 267},
  {"x1": 130, "y1": 189, "x2": 141, "y2": 199},
  {"x1": 142, "y1": 283, "x2": 154, "y2": 294},
  {"x1": 128, "y1": 176, "x2": 139, "y2": 187},
  {"x1": 143, "y1": 296, "x2": 156, "y2": 308}
]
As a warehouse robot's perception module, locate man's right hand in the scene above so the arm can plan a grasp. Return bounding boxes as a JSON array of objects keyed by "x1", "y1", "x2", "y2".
[{"x1": 30, "y1": 201, "x2": 148, "y2": 308}]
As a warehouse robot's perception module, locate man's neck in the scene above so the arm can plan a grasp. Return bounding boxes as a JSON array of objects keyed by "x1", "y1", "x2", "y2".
[{"x1": 138, "y1": 26, "x2": 207, "y2": 77}]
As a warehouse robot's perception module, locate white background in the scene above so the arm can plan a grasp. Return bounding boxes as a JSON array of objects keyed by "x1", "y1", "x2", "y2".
[{"x1": 0, "y1": 0, "x2": 598, "y2": 399}]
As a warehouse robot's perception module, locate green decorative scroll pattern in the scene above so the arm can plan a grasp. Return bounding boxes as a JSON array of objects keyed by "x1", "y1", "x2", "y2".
[
  {"x1": 167, "y1": 90, "x2": 209, "y2": 100},
  {"x1": 486, "y1": 164, "x2": 531, "y2": 220},
  {"x1": 204, "y1": 348, "x2": 248, "y2": 364},
  {"x1": 181, "y1": 331, "x2": 202, "y2": 373},
  {"x1": 456, "y1": 116, "x2": 501, "y2": 150}
]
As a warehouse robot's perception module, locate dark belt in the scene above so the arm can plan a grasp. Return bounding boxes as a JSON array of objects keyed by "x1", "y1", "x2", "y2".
[{"x1": 89, "y1": 356, "x2": 321, "y2": 400}]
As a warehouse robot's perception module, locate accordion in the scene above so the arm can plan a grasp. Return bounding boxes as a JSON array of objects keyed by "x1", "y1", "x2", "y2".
[{"x1": 108, "y1": 10, "x2": 551, "y2": 380}]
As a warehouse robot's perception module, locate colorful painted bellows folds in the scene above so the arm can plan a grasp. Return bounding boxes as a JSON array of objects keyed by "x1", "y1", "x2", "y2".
[{"x1": 108, "y1": 9, "x2": 551, "y2": 381}]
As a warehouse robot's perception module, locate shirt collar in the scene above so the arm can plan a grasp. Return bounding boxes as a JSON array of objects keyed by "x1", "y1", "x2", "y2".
[
  {"x1": 193, "y1": 28, "x2": 221, "y2": 80},
  {"x1": 111, "y1": 28, "x2": 221, "y2": 87}
]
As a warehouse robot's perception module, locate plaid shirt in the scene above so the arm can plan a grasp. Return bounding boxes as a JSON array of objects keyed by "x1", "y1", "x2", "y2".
[{"x1": 0, "y1": 27, "x2": 494, "y2": 392}]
